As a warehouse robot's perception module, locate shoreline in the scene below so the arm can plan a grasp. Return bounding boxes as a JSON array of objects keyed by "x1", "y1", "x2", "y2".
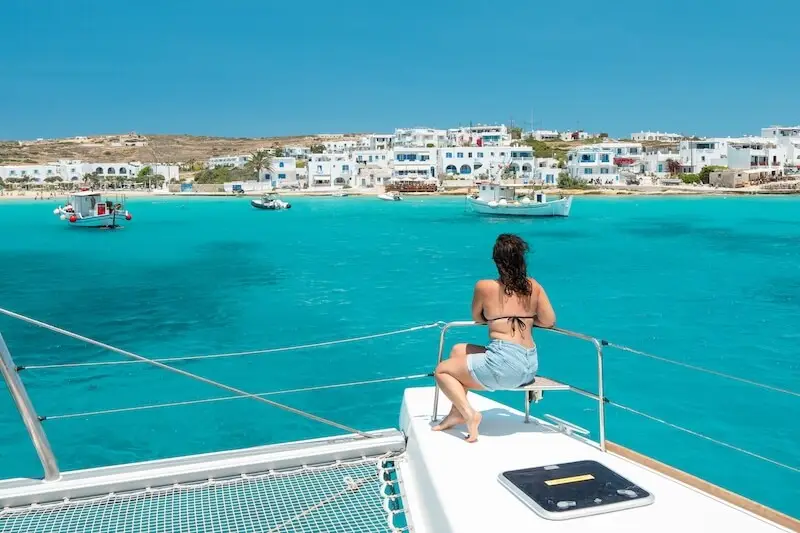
[{"x1": 1, "y1": 186, "x2": 799, "y2": 203}]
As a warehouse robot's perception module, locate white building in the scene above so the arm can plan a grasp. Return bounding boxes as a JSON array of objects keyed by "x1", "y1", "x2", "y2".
[
  {"x1": 0, "y1": 160, "x2": 178, "y2": 188},
  {"x1": 440, "y1": 146, "x2": 536, "y2": 181},
  {"x1": 307, "y1": 154, "x2": 355, "y2": 189},
  {"x1": 631, "y1": 131, "x2": 683, "y2": 142},
  {"x1": 392, "y1": 148, "x2": 438, "y2": 180},
  {"x1": 359, "y1": 134, "x2": 393, "y2": 151},
  {"x1": 283, "y1": 146, "x2": 311, "y2": 158},
  {"x1": 559, "y1": 130, "x2": 595, "y2": 141},
  {"x1": 352, "y1": 149, "x2": 391, "y2": 169},
  {"x1": 259, "y1": 157, "x2": 299, "y2": 187},
  {"x1": 393, "y1": 127, "x2": 447, "y2": 148},
  {"x1": 760, "y1": 125, "x2": 800, "y2": 166},
  {"x1": 679, "y1": 138, "x2": 731, "y2": 173},
  {"x1": 535, "y1": 167, "x2": 561, "y2": 185},
  {"x1": 566, "y1": 147, "x2": 620, "y2": 184},
  {"x1": 726, "y1": 138, "x2": 783, "y2": 170},
  {"x1": 322, "y1": 139, "x2": 358, "y2": 153},
  {"x1": 447, "y1": 124, "x2": 510, "y2": 147},
  {"x1": 641, "y1": 150, "x2": 680, "y2": 175},
  {"x1": 526, "y1": 130, "x2": 560, "y2": 141},
  {"x1": 207, "y1": 154, "x2": 251, "y2": 169}
]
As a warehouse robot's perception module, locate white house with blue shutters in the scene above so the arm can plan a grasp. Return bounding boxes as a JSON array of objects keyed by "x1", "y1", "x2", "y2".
[
  {"x1": 566, "y1": 146, "x2": 620, "y2": 183},
  {"x1": 306, "y1": 154, "x2": 355, "y2": 189},
  {"x1": 259, "y1": 157, "x2": 299, "y2": 187},
  {"x1": 440, "y1": 146, "x2": 536, "y2": 181},
  {"x1": 392, "y1": 147, "x2": 438, "y2": 181}
]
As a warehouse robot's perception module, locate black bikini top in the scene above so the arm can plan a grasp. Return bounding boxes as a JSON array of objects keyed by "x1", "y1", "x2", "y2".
[{"x1": 481, "y1": 310, "x2": 536, "y2": 335}]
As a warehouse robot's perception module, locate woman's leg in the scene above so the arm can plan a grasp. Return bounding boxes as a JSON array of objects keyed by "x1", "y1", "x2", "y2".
[{"x1": 433, "y1": 343, "x2": 484, "y2": 442}]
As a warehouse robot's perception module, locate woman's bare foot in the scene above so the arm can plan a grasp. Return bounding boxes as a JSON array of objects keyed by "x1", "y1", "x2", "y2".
[
  {"x1": 465, "y1": 411, "x2": 482, "y2": 443},
  {"x1": 432, "y1": 409, "x2": 465, "y2": 431}
]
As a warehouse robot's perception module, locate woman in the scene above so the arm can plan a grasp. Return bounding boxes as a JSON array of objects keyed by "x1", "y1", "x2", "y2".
[{"x1": 433, "y1": 233, "x2": 556, "y2": 442}]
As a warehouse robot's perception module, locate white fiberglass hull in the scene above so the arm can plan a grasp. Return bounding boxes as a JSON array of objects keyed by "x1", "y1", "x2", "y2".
[
  {"x1": 55, "y1": 210, "x2": 130, "y2": 227},
  {"x1": 467, "y1": 196, "x2": 572, "y2": 217},
  {"x1": 377, "y1": 194, "x2": 402, "y2": 201}
]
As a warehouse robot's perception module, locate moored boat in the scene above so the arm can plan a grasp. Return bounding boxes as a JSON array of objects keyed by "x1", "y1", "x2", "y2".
[
  {"x1": 53, "y1": 191, "x2": 132, "y2": 228},
  {"x1": 378, "y1": 191, "x2": 402, "y2": 201},
  {"x1": 251, "y1": 193, "x2": 291, "y2": 210},
  {"x1": 467, "y1": 181, "x2": 572, "y2": 217}
]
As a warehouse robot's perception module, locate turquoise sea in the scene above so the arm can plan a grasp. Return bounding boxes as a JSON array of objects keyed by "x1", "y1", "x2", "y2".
[{"x1": 0, "y1": 195, "x2": 798, "y2": 517}]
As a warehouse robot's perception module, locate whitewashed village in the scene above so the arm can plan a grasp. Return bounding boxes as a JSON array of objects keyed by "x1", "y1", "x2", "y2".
[{"x1": 1, "y1": 124, "x2": 800, "y2": 195}]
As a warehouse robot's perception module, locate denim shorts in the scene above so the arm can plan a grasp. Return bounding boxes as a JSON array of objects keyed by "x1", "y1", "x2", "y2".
[{"x1": 467, "y1": 339, "x2": 538, "y2": 392}]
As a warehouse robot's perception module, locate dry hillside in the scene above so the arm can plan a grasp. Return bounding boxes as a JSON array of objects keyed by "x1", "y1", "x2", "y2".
[{"x1": 0, "y1": 133, "x2": 356, "y2": 166}]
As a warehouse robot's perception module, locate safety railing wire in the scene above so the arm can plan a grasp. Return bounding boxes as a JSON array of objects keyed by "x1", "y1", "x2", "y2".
[
  {"x1": 16, "y1": 322, "x2": 445, "y2": 371},
  {"x1": 0, "y1": 307, "x2": 376, "y2": 439},
  {"x1": 42, "y1": 373, "x2": 433, "y2": 421}
]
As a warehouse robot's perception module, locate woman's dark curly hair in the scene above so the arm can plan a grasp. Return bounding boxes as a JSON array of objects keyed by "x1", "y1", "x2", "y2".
[{"x1": 492, "y1": 234, "x2": 532, "y2": 298}]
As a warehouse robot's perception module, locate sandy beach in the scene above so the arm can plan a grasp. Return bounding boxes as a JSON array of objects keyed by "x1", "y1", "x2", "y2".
[{"x1": 1, "y1": 184, "x2": 799, "y2": 203}]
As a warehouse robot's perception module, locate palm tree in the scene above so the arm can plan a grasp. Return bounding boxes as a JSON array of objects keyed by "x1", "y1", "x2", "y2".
[
  {"x1": 246, "y1": 149, "x2": 272, "y2": 181},
  {"x1": 137, "y1": 166, "x2": 154, "y2": 189},
  {"x1": 84, "y1": 172, "x2": 100, "y2": 189}
]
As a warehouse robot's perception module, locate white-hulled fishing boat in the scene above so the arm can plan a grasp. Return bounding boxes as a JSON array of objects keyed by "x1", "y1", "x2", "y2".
[
  {"x1": 467, "y1": 181, "x2": 572, "y2": 217},
  {"x1": 53, "y1": 191, "x2": 132, "y2": 228}
]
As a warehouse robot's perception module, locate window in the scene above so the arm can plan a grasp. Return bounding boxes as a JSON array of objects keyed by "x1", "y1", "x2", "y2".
[
  {"x1": 600, "y1": 154, "x2": 609, "y2": 163},
  {"x1": 279, "y1": 162, "x2": 284, "y2": 168},
  {"x1": 584, "y1": 168, "x2": 593, "y2": 174},
  {"x1": 278, "y1": 173, "x2": 286, "y2": 179},
  {"x1": 600, "y1": 168, "x2": 609, "y2": 174},
  {"x1": 342, "y1": 165, "x2": 349, "y2": 171},
  {"x1": 468, "y1": 152, "x2": 472, "y2": 158},
  {"x1": 446, "y1": 152, "x2": 453, "y2": 158},
  {"x1": 477, "y1": 152, "x2": 483, "y2": 158},
  {"x1": 500, "y1": 152, "x2": 505, "y2": 156},
  {"x1": 317, "y1": 165, "x2": 323, "y2": 172},
  {"x1": 34, "y1": 170, "x2": 39, "y2": 175},
  {"x1": 701, "y1": 156, "x2": 706, "y2": 162},
  {"x1": 457, "y1": 152, "x2": 463, "y2": 158}
]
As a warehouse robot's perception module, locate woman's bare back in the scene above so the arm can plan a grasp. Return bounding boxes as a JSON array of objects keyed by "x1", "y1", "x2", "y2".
[{"x1": 471, "y1": 278, "x2": 555, "y2": 348}]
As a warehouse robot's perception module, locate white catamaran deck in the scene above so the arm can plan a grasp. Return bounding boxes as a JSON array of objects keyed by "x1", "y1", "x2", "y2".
[{"x1": 399, "y1": 386, "x2": 793, "y2": 533}]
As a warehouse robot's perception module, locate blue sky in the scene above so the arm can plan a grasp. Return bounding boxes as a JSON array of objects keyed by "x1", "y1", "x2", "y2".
[{"x1": 1, "y1": 0, "x2": 797, "y2": 140}]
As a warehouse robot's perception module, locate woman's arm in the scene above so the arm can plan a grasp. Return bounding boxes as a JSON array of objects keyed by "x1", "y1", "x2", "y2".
[
  {"x1": 533, "y1": 282, "x2": 556, "y2": 328},
  {"x1": 471, "y1": 281, "x2": 486, "y2": 323}
]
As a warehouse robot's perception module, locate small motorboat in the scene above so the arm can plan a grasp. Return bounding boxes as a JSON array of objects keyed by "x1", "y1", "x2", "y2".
[
  {"x1": 378, "y1": 191, "x2": 402, "y2": 201},
  {"x1": 53, "y1": 191, "x2": 132, "y2": 228},
  {"x1": 251, "y1": 193, "x2": 291, "y2": 210},
  {"x1": 332, "y1": 191, "x2": 348, "y2": 197}
]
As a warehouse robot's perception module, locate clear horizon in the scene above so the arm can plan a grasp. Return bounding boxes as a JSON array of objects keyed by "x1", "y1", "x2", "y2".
[{"x1": 2, "y1": 0, "x2": 798, "y2": 141}]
